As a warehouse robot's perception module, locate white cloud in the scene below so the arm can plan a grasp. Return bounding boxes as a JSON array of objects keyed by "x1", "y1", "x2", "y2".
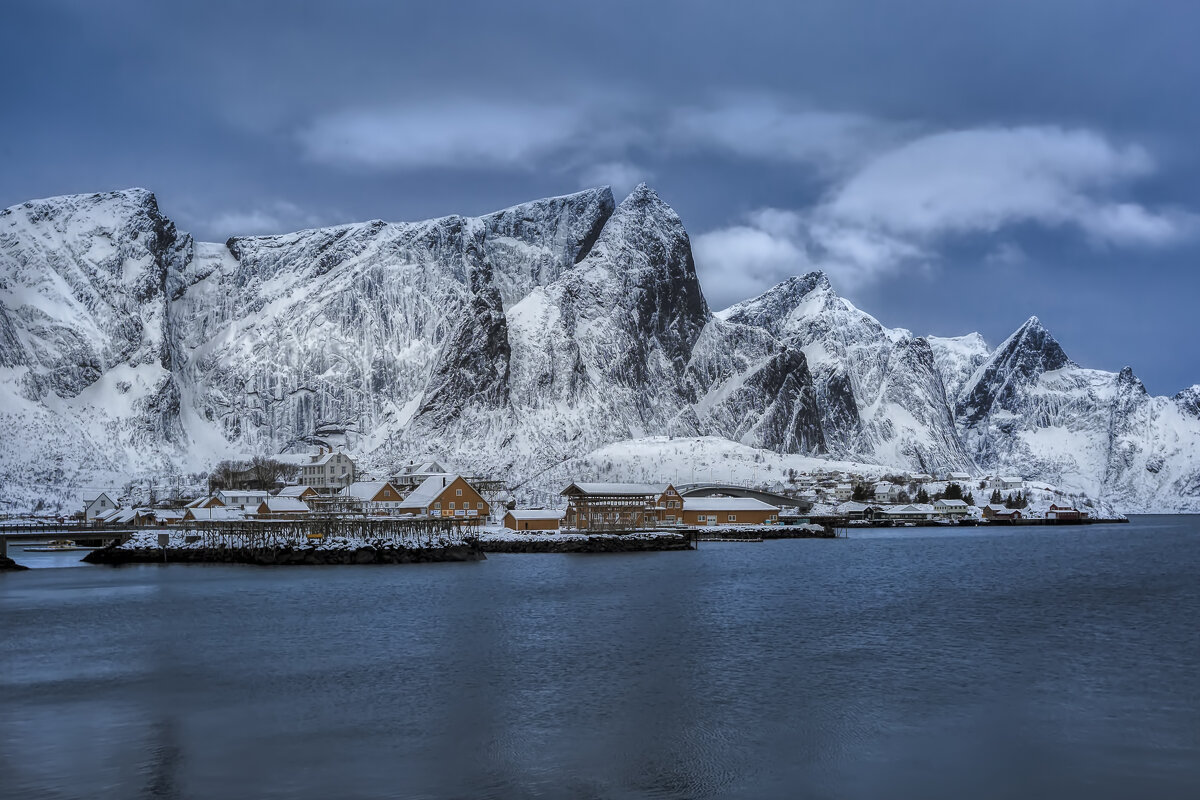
[
  {"x1": 824, "y1": 126, "x2": 1188, "y2": 244},
  {"x1": 577, "y1": 161, "x2": 651, "y2": 197},
  {"x1": 668, "y1": 96, "x2": 904, "y2": 172},
  {"x1": 696, "y1": 125, "x2": 1198, "y2": 305},
  {"x1": 208, "y1": 201, "x2": 326, "y2": 236},
  {"x1": 298, "y1": 102, "x2": 633, "y2": 170}
]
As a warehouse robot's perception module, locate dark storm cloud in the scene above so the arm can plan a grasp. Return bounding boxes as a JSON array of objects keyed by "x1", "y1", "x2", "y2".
[{"x1": 2, "y1": 0, "x2": 1199, "y2": 391}]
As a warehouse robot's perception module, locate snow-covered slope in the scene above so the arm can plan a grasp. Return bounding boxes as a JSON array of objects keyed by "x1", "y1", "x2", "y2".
[
  {"x1": 720, "y1": 273, "x2": 972, "y2": 473},
  {"x1": 927, "y1": 332, "x2": 990, "y2": 402},
  {"x1": 955, "y1": 318, "x2": 1200, "y2": 512},
  {"x1": 1, "y1": 186, "x2": 1197, "y2": 512}
]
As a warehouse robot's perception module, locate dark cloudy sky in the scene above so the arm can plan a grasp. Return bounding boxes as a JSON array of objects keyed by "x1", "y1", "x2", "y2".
[{"x1": 3, "y1": 0, "x2": 1198, "y2": 393}]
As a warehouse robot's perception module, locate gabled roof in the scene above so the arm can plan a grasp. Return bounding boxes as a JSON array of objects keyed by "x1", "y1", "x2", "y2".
[
  {"x1": 217, "y1": 489, "x2": 269, "y2": 500},
  {"x1": 85, "y1": 492, "x2": 116, "y2": 507},
  {"x1": 399, "y1": 475, "x2": 461, "y2": 509},
  {"x1": 184, "y1": 496, "x2": 210, "y2": 509},
  {"x1": 258, "y1": 497, "x2": 310, "y2": 513},
  {"x1": 684, "y1": 497, "x2": 779, "y2": 512},
  {"x1": 275, "y1": 485, "x2": 315, "y2": 497},
  {"x1": 984, "y1": 503, "x2": 1014, "y2": 513},
  {"x1": 882, "y1": 503, "x2": 935, "y2": 515},
  {"x1": 505, "y1": 509, "x2": 566, "y2": 521},
  {"x1": 935, "y1": 499, "x2": 969, "y2": 507},
  {"x1": 561, "y1": 482, "x2": 669, "y2": 497},
  {"x1": 398, "y1": 460, "x2": 446, "y2": 475},
  {"x1": 94, "y1": 508, "x2": 121, "y2": 522},
  {"x1": 339, "y1": 481, "x2": 400, "y2": 502},
  {"x1": 310, "y1": 450, "x2": 353, "y2": 465},
  {"x1": 184, "y1": 507, "x2": 249, "y2": 521}
]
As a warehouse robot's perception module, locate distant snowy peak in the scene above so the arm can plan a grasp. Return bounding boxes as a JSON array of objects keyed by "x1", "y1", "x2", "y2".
[
  {"x1": 1176, "y1": 385, "x2": 1200, "y2": 418},
  {"x1": 956, "y1": 316, "x2": 1075, "y2": 425},
  {"x1": 926, "y1": 332, "x2": 990, "y2": 403}
]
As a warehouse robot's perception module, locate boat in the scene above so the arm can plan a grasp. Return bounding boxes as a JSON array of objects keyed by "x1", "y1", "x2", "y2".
[{"x1": 21, "y1": 539, "x2": 97, "y2": 552}]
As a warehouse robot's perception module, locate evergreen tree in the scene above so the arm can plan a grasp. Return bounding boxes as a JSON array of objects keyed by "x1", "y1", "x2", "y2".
[
  {"x1": 916, "y1": 487, "x2": 930, "y2": 504},
  {"x1": 990, "y1": 488, "x2": 1003, "y2": 504},
  {"x1": 964, "y1": 491, "x2": 975, "y2": 506},
  {"x1": 851, "y1": 483, "x2": 871, "y2": 502},
  {"x1": 944, "y1": 482, "x2": 963, "y2": 500},
  {"x1": 896, "y1": 491, "x2": 911, "y2": 504}
]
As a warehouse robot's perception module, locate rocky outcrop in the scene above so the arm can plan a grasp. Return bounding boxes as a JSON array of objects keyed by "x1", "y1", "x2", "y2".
[{"x1": 721, "y1": 272, "x2": 972, "y2": 472}]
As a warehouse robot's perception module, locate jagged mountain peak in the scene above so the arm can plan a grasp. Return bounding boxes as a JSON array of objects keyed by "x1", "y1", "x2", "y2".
[
  {"x1": 1176, "y1": 385, "x2": 1200, "y2": 418},
  {"x1": 956, "y1": 315, "x2": 1075, "y2": 426}
]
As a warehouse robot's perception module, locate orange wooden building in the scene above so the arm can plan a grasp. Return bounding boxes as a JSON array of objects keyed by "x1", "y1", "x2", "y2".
[
  {"x1": 503, "y1": 509, "x2": 565, "y2": 531},
  {"x1": 681, "y1": 497, "x2": 780, "y2": 526},
  {"x1": 398, "y1": 475, "x2": 489, "y2": 524}
]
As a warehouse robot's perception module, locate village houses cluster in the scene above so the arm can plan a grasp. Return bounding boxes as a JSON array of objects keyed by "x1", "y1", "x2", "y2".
[{"x1": 81, "y1": 447, "x2": 1091, "y2": 533}]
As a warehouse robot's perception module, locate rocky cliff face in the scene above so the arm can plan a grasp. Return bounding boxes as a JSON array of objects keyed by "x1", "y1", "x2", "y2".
[
  {"x1": 720, "y1": 273, "x2": 972, "y2": 473},
  {"x1": 1, "y1": 185, "x2": 1197, "y2": 512},
  {"x1": 954, "y1": 319, "x2": 1200, "y2": 511}
]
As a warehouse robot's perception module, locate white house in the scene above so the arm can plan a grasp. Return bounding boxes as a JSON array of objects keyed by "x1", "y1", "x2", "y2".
[
  {"x1": 390, "y1": 460, "x2": 450, "y2": 490},
  {"x1": 990, "y1": 476, "x2": 1024, "y2": 491},
  {"x1": 908, "y1": 473, "x2": 934, "y2": 483},
  {"x1": 933, "y1": 499, "x2": 970, "y2": 519},
  {"x1": 947, "y1": 472, "x2": 972, "y2": 483},
  {"x1": 874, "y1": 482, "x2": 902, "y2": 502},
  {"x1": 84, "y1": 492, "x2": 118, "y2": 521},
  {"x1": 834, "y1": 483, "x2": 854, "y2": 501},
  {"x1": 215, "y1": 489, "x2": 271, "y2": 509},
  {"x1": 881, "y1": 503, "x2": 935, "y2": 522},
  {"x1": 302, "y1": 450, "x2": 356, "y2": 490}
]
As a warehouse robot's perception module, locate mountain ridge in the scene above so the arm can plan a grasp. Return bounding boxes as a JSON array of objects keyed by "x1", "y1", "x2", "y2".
[{"x1": 1, "y1": 185, "x2": 1197, "y2": 512}]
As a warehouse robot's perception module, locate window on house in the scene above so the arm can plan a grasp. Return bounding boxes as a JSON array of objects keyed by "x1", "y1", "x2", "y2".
[
  {"x1": 434, "y1": 502, "x2": 440, "y2": 509},
  {"x1": 728, "y1": 515, "x2": 736, "y2": 522},
  {"x1": 456, "y1": 488, "x2": 462, "y2": 496},
  {"x1": 449, "y1": 502, "x2": 455, "y2": 509},
  {"x1": 697, "y1": 515, "x2": 706, "y2": 522}
]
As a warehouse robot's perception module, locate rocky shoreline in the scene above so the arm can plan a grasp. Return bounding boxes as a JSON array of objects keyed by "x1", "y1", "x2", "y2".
[
  {"x1": 83, "y1": 542, "x2": 486, "y2": 566},
  {"x1": 1, "y1": 555, "x2": 30, "y2": 571}
]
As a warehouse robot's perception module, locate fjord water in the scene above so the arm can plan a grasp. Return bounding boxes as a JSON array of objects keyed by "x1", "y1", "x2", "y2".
[{"x1": 2, "y1": 518, "x2": 1197, "y2": 800}]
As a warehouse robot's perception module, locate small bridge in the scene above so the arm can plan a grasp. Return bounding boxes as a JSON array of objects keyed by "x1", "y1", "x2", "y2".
[
  {"x1": 0, "y1": 522, "x2": 136, "y2": 561},
  {"x1": 674, "y1": 483, "x2": 813, "y2": 511}
]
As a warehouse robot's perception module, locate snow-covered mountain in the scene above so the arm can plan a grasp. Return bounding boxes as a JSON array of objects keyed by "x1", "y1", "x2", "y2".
[
  {"x1": 1, "y1": 185, "x2": 1197, "y2": 512},
  {"x1": 954, "y1": 317, "x2": 1200, "y2": 511},
  {"x1": 719, "y1": 273, "x2": 972, "y2": 474}
]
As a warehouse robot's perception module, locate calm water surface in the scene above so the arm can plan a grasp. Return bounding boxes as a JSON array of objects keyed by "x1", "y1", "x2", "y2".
[{"x1": 2, "y1": 517, "x2": 1198, "y2": 799}]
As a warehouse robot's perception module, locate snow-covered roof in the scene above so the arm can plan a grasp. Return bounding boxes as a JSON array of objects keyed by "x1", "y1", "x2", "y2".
[
  {"x1": 258, "y1": 497, "x2": 310, "y2": 513},
  {"x1": 339, "y1": 481, "x2": 398, "y2": 501},
  {"x1": 94, "y1": 508, "x2": 120, "y2": 522},
  {"x1": 835, "y1": 501, "x2": 871, "y2": 513},
  {"x1": 505, "y1": 509, "x2": 566, "y2": 521},
  {"x1": 275, "y1": 485, "x2": 314, "y2": 497},
  {"x1": 183, "y1": 496, "x2": 211, "y2": 508},
  {"x1": 882, "y1": 503, "x2": 935, "y2": 515},
  {"x1": 398, "y1": 460, "x2": 445, "y2": 475},
  {"x1": 985, "y1": 504, "x2": 1013, "y2": 513},
  {"x1": 683, "y1": 497, "x2": 779, "y2": 512},
  {"x1": 948, "y1": 473, "x2": 972, "y2": 480},
  {"x1": 934, "y1": 499, "x2": 969, "y2": 507},
  {"x1": 561, "y1": 482, "x2": 669, "y2": 497},
  {"x1": 185, "y1": 507, "x2": 248, "y2": 521},
  {"x1": 217, "y1": 489, "x2": 269, "y2": 500},
  {"x1": 399, "y1": 475, "x2": 459, "y2": 509},
  {"x1": 999, "y1": 476, "x2": 1023, "y2": 483},
  {"x1": 310, "y1": 450, "x2": 352, "y2": 466}
]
